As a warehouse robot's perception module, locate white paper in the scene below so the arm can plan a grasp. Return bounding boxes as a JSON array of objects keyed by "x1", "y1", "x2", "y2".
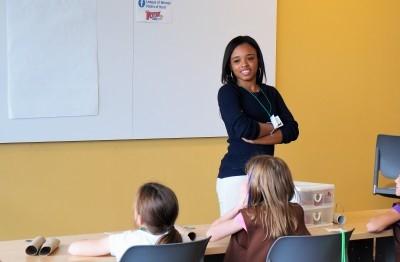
[
  {"x1": 135, "y1": 0, "x2": 173, "y2": 23},
  {"x1": 6, "y1": 0, "x2": 98, "y2": 119}
]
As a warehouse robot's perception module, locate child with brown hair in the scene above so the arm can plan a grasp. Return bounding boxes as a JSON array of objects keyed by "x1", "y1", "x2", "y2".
[
  {"x1": 207, "y1": 155, "x2": 309, "y2": 262},
  {"x1": 68, "y1": 182, "x2": 182, "y2": 261}
]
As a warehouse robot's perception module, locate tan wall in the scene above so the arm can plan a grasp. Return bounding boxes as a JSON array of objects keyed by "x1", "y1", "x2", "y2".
[{"x1": 1, "y1": 0, "x2": 399, "y2": 240}]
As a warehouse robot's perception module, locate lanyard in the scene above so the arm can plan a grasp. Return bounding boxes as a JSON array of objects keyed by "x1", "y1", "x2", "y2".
[{"x1": 245, "y1": 86, "x2": 272, "y2": 118}]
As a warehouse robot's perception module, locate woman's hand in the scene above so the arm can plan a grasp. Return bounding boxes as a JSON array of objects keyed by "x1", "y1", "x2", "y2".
[
  {"x1": 258, "y1": 122, "x2": 275, "y2": 137},
  {"x1": 242, "y1": 137, "x2": 255, "y2": 144},
  {"x1": 242, "y1": 129, "x2": 283, "y2": 145}
]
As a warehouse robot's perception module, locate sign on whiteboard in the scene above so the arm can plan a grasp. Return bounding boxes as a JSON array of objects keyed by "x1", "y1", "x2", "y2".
[{"x1": 135, "y1": 0, "x2": 173, "y2": 23}]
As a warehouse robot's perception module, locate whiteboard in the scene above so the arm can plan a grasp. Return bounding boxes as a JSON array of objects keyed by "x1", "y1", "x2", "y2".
[{"x1": 0, "y1": 0, "x2": 276, "y2": 143}]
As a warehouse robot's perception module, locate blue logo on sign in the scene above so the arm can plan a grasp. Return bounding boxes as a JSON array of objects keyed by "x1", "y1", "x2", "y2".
[{"x1": 138, "y1": 0, "x2": 145, "y2": 8}]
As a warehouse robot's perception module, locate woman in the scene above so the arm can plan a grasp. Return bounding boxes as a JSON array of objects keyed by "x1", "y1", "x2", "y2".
[{"x1": 217, "y1": 35, "x2": 299, "y2": 215}]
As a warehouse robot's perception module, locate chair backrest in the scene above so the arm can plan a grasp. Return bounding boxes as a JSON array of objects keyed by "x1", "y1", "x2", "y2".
[
  {"x1": 373, "y1": 134, "x2": 400, "y2": 197},
  {"x1": 266, "y1": 229, "x2": 354, "y2": 262},
  {"x1": 120, "y1": 236, "x2": 211, "y2": 262}
]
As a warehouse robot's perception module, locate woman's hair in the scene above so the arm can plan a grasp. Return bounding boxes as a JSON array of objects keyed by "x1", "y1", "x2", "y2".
[
  {"x1": 245, "y1": 155, "x2": 298, "y2": 239},
  {"x1": 135, "y1": 182, "x2": 182, "y2": 244},
  {"x1": 221, "y1": 35, "x2": 267, "y2": 85}
]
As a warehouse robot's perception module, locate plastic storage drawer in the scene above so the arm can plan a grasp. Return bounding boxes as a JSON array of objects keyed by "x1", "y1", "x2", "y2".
[
  {"x1": 303, "y1": 204, "x2": 334, "y2": 227},
  {"x1": 293, "y1": 181, "x2": 335, "y2": 207}
]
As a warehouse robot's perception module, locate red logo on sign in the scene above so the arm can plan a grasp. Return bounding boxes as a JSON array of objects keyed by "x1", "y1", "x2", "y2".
[{"x1": 145, "y1": 11, "x2": 162, "y2": 20}]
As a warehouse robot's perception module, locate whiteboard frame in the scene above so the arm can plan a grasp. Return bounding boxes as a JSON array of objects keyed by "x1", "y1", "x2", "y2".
[{"x1": 0, "y1": 0, "x2": 276, "y2": 143}]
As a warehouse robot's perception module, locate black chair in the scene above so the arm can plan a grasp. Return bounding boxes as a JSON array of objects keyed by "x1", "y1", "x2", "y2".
[
  {"x1": 372, "y1": 134, "x2": 400, "y2": 197},
  {"x1": 120, "y1": 236, "x2": 211, "y2": 262},
  {"x1": 266, "y1": 229, "x2": 354, "y2": 262}
]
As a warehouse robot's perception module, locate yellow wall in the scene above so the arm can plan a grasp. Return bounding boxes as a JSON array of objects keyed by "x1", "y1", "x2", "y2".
[{"x1": 1, "y1": 0, "x2": 400, "y2": 240}]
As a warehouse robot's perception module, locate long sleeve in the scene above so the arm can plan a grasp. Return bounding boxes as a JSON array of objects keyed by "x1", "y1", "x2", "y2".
[
  {"x1": 216, "y1": 84, "x2": 297, "y2": 179},
  {"x1": 218, "y1": 85, "x2": 260, "y2": 140},
  {"x1": 273, "y1": 88, "x2": 299, "y2": 143}
]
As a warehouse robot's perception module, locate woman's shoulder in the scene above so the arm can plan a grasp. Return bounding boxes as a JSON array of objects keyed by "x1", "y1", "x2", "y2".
[
  {"x1": 219, "y1": 83, "x2": 240, "y2": 93},
  {"x1": 261, "y1": 83, "x2": 275, "y2": 89},
  {"x1": 218, "y1": 83, "x2": 242, "y2": 102},
  {"x1": 261, "y1": 84, "x2": 279, "y2": 95}
]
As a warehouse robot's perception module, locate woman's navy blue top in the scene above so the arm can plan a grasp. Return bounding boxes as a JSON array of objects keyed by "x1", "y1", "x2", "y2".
[{"x1": 217, "y1": 83, "x2": 299, "y2": 178}]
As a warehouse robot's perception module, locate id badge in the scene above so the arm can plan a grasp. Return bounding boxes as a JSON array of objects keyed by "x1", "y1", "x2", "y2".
[{"x1": 270, "y1": 115, "x2": 284, "y2": 129}]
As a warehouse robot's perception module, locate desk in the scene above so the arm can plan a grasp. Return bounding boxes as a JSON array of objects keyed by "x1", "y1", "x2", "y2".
[
  {"x1": 203, "y1": 209, "x2": 394, "y2": 256},
  {"x1": 0, "y1": 209, "x2": 393, "y2": 262}
]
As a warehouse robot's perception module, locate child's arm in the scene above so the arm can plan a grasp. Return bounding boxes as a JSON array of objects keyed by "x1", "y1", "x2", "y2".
[
  {"x1": 206, "y1": 208, "x2": 243, "y2": 241},
  {"x1": 207, "y1": 180, "x2": 248, "y2": 241},
  {"x1": 210, "y1": 205, "x2": 242, "y2": 227},
  {"x1": 210, "y1": 179, "x2": 248, "y2": 227},
  {"x1": 366, "y1": 209, "x2": 400, "y2": 233},
  {"x1": 68, "y1": 237, "x2": 110, "y2": 256}
]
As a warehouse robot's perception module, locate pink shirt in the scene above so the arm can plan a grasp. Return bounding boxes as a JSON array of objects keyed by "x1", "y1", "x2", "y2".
[{"x1": 234, "y1": 212, "x2": 248, "y2": 232}]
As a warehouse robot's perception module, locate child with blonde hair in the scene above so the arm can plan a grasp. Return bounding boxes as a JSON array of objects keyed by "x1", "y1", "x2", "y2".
[
  {"x1": 207, "y1": 155, "x2": 309, "y2": 262},
  {"x1": 69, "y1": 182, "x2": 182, "y2": 261}
]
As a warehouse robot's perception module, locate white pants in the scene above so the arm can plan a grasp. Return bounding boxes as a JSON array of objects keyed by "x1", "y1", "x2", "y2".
[{"x1": 216, "y1": 175, "x2": 247, "y2": 216}]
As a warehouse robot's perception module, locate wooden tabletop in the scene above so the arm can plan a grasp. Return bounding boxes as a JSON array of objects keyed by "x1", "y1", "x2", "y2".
[{"x1": 0, "y1": 209, "x2": 392, "y2": 261}]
